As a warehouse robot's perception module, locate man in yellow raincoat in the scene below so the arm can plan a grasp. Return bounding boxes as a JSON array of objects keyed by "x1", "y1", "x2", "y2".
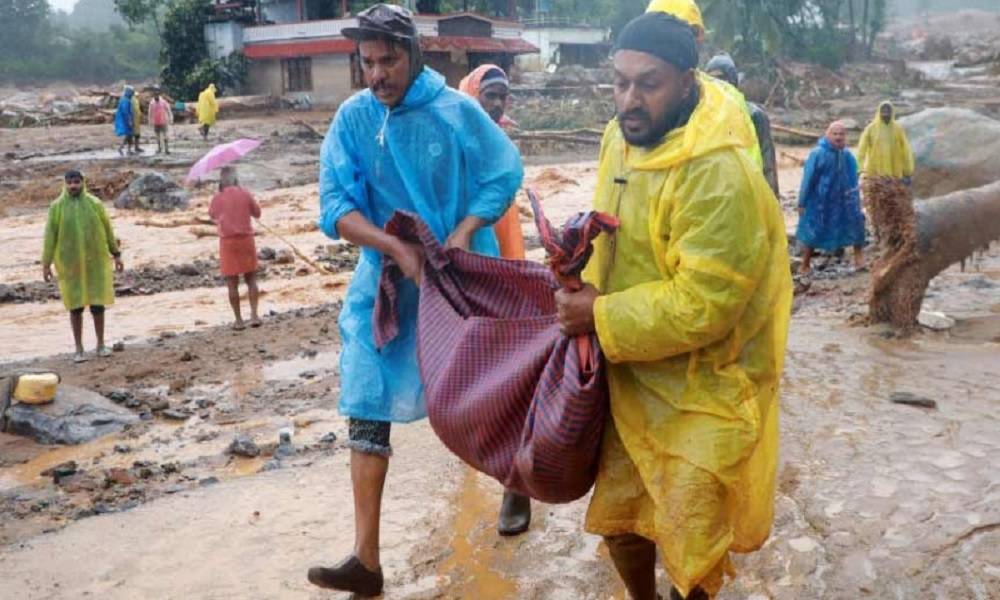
[
  {"x1": 43, "y1": 170, "x2": 124, "y2": 363},
  {"x1": 197, "y1": 83, "x2": 219, "y2": 141},
  {"x1": 645, "y1": 0, "x2": 764, "y2": 172},
  {"x1": 555, "y1": 13, "x2": 792, "y2": 599},
  {"x1": 857, "y1": 101, "x2": 914, "y2": 180}
]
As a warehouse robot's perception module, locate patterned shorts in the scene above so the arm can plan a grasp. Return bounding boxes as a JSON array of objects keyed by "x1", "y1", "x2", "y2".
[{"x1": 348, "y1": 418, "x2": 392, "y2": 457}]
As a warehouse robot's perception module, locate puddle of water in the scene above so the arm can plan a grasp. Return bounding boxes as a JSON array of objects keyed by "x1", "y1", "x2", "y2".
[
  {"x1": 0, "y1": 436, "x2": 118, "y2": 492},
  {"x1": 951, "y1": 314, "x2": 1000, "y2": 344},
  {"x1": 262, "y1": 351, "x2": 338, "y2": 381},
  {"x1": 435, "y1": 468, "x2": 517, "y2": 598}
]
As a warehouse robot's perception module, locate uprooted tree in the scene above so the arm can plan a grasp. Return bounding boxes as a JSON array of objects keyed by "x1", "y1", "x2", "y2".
[{"x1": 865, "y1": 178, "x2": 1000, "y2": 328}]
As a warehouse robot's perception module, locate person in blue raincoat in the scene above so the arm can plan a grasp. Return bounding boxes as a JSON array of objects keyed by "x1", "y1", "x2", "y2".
[
  {"x1": 307, "y1": 5, "x2": 523, "y2": 597},
  {"x1": 796, "y1": 121, "x2": 866, "y2": 274},
  {"x1": 114, "y1": 86, "x2": 135, "y2": 156}
]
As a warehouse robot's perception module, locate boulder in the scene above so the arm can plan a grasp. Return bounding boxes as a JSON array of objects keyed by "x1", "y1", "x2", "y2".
[
  {"x1": 900, "y1": 108, "x2": 1000, "y2": 197},
  {"x1": 2, "y1": 385, "x2": 139, "y2": 445},
  {"x1": 114, "y1": 172, "x2": 190, "y2": 212}
]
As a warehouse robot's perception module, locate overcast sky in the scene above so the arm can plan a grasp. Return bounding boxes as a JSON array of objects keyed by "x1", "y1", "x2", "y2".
[{"x1": 51, "y1": 0, "x2": 78, "y2": 12}]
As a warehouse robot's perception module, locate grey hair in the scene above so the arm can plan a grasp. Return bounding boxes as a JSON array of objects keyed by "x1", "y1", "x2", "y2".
[{"x1": 219, "y1": 166, "x2": 239, "y2": 190}]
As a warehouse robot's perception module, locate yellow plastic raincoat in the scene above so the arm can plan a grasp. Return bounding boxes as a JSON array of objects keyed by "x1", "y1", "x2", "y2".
[
  {"x1": 646, "y1": 0, "x2": 705, "y2": 41},
  {"x1": 857, "y1": 101, "x2": 914, "y2": 178},
  {"x1": 42, "y1": 183, "x2": 118, "y2": 311},
  {"x1": 197, "y1": 84, "x2": 219, "y2": 126},
  {"x1": 131, "y1": 95, "x2": 141, "y2": 134},
  {"x1": 583, "y1": 76, "x2": 793, "y2": 597}
]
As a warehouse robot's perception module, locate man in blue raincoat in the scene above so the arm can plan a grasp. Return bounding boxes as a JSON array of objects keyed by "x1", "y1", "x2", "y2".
[
  {"x1": 114, "y1": 86, "x2": 135, "y2": 156},
  {"x1": 307, "y1": 5, "x2": 523, "y2": 597}
]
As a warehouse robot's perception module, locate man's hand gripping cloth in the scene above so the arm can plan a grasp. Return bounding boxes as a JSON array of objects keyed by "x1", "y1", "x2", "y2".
[{"x1": 374, "y1": 191, "x2": 618, "y2": 503}]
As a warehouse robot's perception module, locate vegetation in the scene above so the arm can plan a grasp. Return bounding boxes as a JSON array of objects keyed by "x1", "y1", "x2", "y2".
[
  {"x1": 159, "y1": 0, "x2": 246, "y2": 100},
  {"x1": 0, "y1": 0, "x2": 159, "y2": 83}
]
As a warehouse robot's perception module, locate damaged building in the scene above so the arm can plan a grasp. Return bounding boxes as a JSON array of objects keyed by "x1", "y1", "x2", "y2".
[{"x1": 204, "y1": 1, "x2": 539, "y2": 104}]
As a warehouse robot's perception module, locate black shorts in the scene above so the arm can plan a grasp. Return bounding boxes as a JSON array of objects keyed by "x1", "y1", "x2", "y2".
[{"x1": 347, "y1": 418, "x2": 392, "y2": 457}]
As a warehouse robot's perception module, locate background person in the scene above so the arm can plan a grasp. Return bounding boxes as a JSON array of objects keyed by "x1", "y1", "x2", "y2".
[
  {"x1": 42, "y1": 170, "x2": 124, "y2": 362},
  {"x1": 796, "y1": 121, "x2": 866, "y2": 275},
  {"x1": 208, "y1": 166, "x2": 262, "y2": 330}
]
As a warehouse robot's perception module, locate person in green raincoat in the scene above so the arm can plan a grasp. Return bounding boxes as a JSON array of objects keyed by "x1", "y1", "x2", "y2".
[{"x1": 42, "y1": 170, "x2": 124, "y2": 363}]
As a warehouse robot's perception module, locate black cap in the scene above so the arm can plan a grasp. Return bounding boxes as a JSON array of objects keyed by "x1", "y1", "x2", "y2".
[
  {"x1": 64, "y1": 169, "x2": 83, "y2": 180},
  {"x1": 343, "y1": 4, "x2": 417, "y2": 43},
  {"x1": 615, "y1": 12, "x2": 698, "y2": 73}
]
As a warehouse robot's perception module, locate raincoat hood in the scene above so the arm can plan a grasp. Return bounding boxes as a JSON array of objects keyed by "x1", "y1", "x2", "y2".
[
  {"x1": 646, "y1": 0, "x2": 705, "y2": 39},
  {"x1": 877, "y1": 100, "x2": 895, "y2": 122},
  {"x1": 629, "y1": 75, "x2": 756, "y2": 172},
  {"x1": 857, "y1": 100, "x2": 914, "y2": 178},
  {"x1": 391, "y1": 66, "x2": 444, "y2": 112},
  {"x1": 705, "y1": 53, "x2": 738, "y2": 87}
]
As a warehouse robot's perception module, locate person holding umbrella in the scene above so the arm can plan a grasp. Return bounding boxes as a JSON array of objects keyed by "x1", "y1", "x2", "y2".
[
  {"x1": 208, "y1": 165, "x2": 261, "y2": 330},
  {"x1": 188, "y1": 139, "x2": 266, "y2": 329}
]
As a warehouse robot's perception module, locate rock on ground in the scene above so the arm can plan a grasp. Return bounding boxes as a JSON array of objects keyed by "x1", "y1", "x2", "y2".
[
  {"x1": 114, "y1": 172, "x2": 190, "y2": 212},
  {"x1": 2, "y1": 385, "x2": 139, "y2": 445}
]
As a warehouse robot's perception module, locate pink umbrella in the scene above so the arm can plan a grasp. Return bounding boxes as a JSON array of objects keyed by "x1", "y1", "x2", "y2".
[{"x1": 185, "y1": 138, "x2": 262, "y2": 183}]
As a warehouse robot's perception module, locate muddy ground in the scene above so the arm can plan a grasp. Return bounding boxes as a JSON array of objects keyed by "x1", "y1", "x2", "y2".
[{"x1": 2, "y1": 31, "x2": 1000, "y2": 597}]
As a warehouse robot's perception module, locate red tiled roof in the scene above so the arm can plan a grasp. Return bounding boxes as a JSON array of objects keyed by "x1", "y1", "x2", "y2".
[
  {"x1": 420, "y1": 36, "x2": 538, "y2": 54},
  {"x1": 243, "y1": 38, "x2": 355, "y2": 59}
]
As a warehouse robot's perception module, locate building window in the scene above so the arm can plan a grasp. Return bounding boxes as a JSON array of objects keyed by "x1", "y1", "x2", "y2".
[{"x1": 283, "y1": 57, "x2": 313, "y2": 92}]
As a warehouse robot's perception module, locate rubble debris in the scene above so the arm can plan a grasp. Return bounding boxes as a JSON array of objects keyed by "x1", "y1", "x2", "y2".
[
  {"x1": 2, "y1": 385, "x2": 139, "y2": 445},
  {"x1": 889, "y1": 392, "x2": 938, "y2": 410},
  {"x1": 40, "y1": 461, "x2": 78, "y2": 484},
  {"x1": 227, "y1": 435, "x2": 261, "y2": 458},
  {"x1": 114, "y1": 172, "x2": 190, "y2": 212},
  {"x1": 917, "y1": 310, "x2": 956, "y2": 331}
]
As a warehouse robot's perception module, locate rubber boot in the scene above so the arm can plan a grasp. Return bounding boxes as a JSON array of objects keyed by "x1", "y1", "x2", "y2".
[
  {"x1": 497, "y1": 490, "x2": 531, "y2": 536},
  {"x1": 606, "y1": 534, "x2": 658, "y2": 600}
]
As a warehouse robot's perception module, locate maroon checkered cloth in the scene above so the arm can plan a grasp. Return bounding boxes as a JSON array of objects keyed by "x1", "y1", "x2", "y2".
[{"x1": 374, "y1": 191, "x2": 618, "y2": 503}]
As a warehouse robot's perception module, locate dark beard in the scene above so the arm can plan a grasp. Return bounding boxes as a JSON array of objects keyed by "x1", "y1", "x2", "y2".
[{"x1": 619, "y1": 85, "x2": 700, "y2": 148}]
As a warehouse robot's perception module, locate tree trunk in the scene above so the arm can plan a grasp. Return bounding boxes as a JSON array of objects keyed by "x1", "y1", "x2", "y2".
[
  {"x1": 866, "y1": 178, "x2": 1000, "y2": 327},
  {"x1": 847, "y1": 0, "x2": 856, "y2": 55},
  {"x1": 861, "y1": 0, "x2": 870, "y2": 55}
]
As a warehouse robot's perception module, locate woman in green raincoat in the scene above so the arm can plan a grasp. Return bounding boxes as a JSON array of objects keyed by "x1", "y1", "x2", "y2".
[{"x1": 42, "y1": 170, "x2": 124, "y2": 363}]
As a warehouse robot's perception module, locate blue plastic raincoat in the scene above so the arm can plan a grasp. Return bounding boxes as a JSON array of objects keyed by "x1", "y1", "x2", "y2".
[
  {"x1": 318, "y1": 67, "x2": 524, "y2": 423},
  {"x1": 796, "y1": 137, "x2": 866, "y2": 252},
  {"x1": 114, "y1": 89, "x2": 134, "y2": 137}
]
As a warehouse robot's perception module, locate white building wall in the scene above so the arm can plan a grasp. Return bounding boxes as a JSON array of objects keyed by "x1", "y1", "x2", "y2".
[
  {"x1": 516, "y1": 26, "x2": 608, "y2": 71},
  {"x1": 204, "y1": 21, "x2": 244, "y2": 60},
  {"x1": 245, "y1": 55, "x2": 353, "y2": 106}
]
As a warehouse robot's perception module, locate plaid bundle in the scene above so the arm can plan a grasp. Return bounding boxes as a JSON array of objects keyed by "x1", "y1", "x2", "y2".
[{"x1": 374, "y1": 192, "x2": 618, "y2": 503}]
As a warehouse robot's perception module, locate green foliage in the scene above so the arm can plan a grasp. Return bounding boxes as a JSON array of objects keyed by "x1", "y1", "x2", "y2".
[
  {"x1": 160, "y1": 0, "x2": 246, "y2": 99},
  {"x1": 0, "y1": 0, "x2": 159, "y2": 83},
  {"x1": 113, "y1": 0, "x2": 168, "y2": 32}
]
